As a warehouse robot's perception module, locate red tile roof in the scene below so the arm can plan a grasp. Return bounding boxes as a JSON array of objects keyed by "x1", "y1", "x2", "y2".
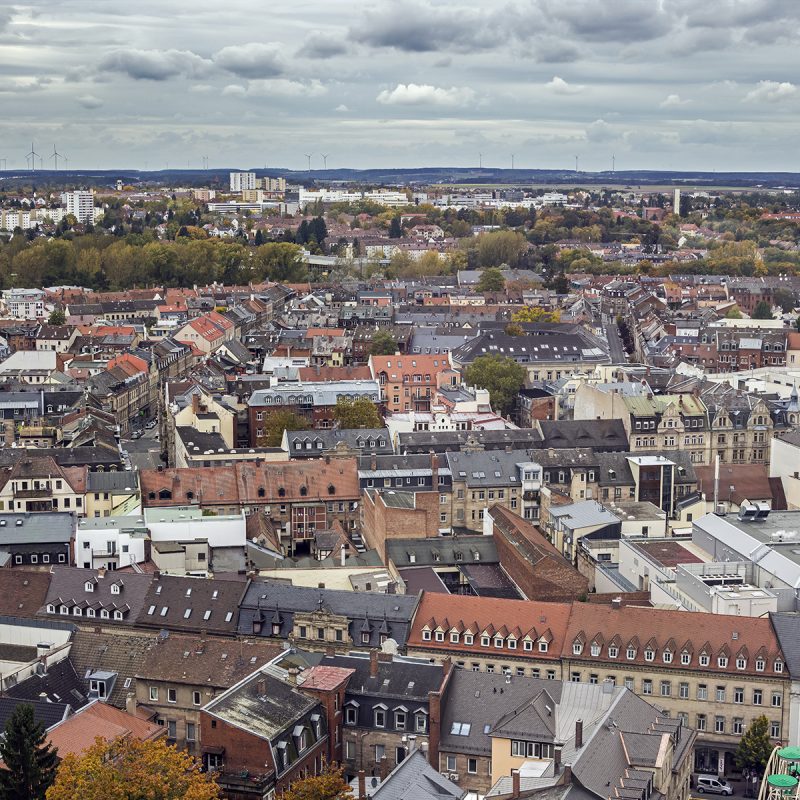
[{"x1": 300, "y1": 665, "x2": 354, "y2": 691}]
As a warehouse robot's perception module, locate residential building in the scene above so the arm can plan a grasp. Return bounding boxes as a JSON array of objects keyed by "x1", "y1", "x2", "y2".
[
  {"x1": 0, "y1": 511, "x2": 74, "y2": 568},
  {"x1": 230, "y1": 171, "x2": 257, "y2": 192}
]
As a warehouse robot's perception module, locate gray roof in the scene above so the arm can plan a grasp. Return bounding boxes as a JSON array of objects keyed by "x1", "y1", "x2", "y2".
[
  {"x1": 538, "y1": 419, "x2": 628, "y2": 451},
  {"x1": 770, "y1": 613, "x2": 800, "y2": 677},
  {"x1": 248, "y1": 379, "x2": 380, "y2": 407},
  {"x1": 7, "y1": 658, "x2": 89, "y2": 710},
  {"x1": 386, "y1": 536, "x2": 498, "y2": 568},
  {"x1": 85, "y1": 470, "x2": 140, "y2": 492},
  {"x1": 285, "y1": 428, "x2": 393, "y2": 456},
  {"x1": 238, "y1": 580, "x2": 419, "y2": 649},
  {"x1": 0, "y1": 512, "x2": 75, "y2": 544},
  {"x1": 398, "y1": 428, "x2": 544, "y2": 454},
  {"x1": 445, "y1": 450, "x2": 539, "y2": 488},
  {"x1": 370, "y1": 750, "x2": 465, "y2": 800},
  {"x1": 549, "y1": 501, "x2": 620, "y2": 530}
]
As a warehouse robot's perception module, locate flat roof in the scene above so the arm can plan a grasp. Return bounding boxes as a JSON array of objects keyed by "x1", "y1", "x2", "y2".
[{"x1": 629, "y1": 538, "x2": 706, "y2": 568}]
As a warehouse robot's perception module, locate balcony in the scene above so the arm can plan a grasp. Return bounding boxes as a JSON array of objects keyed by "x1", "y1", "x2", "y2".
[{"x1": 15, "y1": 489, "x2": 53, "y2": 498}]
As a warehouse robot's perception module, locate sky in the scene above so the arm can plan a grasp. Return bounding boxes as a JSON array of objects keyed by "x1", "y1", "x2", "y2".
[{"x1": 1, "y1": 0, "x2": 799, "y2": 173}]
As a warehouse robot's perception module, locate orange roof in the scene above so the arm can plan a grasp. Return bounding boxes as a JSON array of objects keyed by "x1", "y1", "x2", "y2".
[
  {"x1": 408, "y1": 592, "x2": 571, "y2": 661},
  {"x1": 300, "y1": 665, "x2": 355, "y2": 691},
  {"x1": 787, "y1": 332, "x2": 800, "y2": 350},
  {"x1": 297, "y1": 365, "x2": 372, "y2": 383},
  {"x1": 369, "y1": 353, "x2": 452, "y2": 377},
  {"x1": 306, "y1": 327, "x2": 345, "y2": 338},
  {"x1": 563, "y1": 602, "x2": 784, "y2": 677},
  {"x1": 91, "y1": 326, "x2": 137, "y2": 337},
  {"x1": 47, "y1": 701, "x2": 163, "y2": 758}
]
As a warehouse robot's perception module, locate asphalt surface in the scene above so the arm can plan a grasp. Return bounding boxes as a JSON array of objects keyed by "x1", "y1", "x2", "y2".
[
  {"x1": 121, "y1": 426, "x2": 162, "y2": 472},
  {"x1": 604, "y1": 315, "x2": 629, "y2": 364}
]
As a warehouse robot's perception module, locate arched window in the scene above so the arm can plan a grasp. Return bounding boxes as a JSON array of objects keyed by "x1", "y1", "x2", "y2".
[
  {"x1": 258, "y1": 487, "x2": 265, "y2": 498},
  {"x1": 300, "y1": 486, "x2": 308, "y2": 497},
  {"x1": 328, "y1": 485, "x2": 336, "y2": 495},
  {"x1": 278, "y1": 487, "x2": 286, "y2": 498}
]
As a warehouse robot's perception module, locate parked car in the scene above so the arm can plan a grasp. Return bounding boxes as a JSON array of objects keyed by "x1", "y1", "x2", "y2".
[
  {"x1": 145, "y1": 419, "x2": 157, "y2": 430},
  {"x1": 695, "y1": 776, "x2": 733, "y2": 795}
]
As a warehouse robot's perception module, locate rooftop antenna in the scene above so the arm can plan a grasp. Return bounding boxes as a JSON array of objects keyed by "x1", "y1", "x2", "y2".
[
  {"x1": 26, "y1": 142, "x2": 39, "y2": 171},
  {"x1": 320, "y1": 153, "x2": 329, "y2": 170},
  {"x1": 50, "y1": 144, "x2": 63, "y2": 170},
  {"x1": 304, "y1": 153, "x2": 312, "y2": 172}
]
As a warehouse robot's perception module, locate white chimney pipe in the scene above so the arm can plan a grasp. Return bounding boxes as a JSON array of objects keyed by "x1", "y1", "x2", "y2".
[{"x1": 340, "y1": 544, "x2": 346, "y2": 567}]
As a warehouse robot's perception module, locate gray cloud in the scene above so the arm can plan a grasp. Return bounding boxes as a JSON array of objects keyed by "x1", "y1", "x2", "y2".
[
  {"x1": 213, "y1": 42, "x2": 283, "y2": 78},
  {"x1": 77, "y1": 94, "x2": 103, "y2": 109},
  {"x1": 296, "y1": 32, "x2": 348, "y2": 59},
  {"x1": 99, "y1": 48, "x2": 211, "y2": 80}
]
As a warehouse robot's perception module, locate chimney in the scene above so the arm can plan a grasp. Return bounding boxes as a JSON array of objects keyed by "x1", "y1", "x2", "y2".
[
  {"x1": 358, "y1": 770, "x2": 366, "y2": 800},
  {"x1": 563, "y1": 764, "x2": 572, "y2": 785},
  {"x1": 256, "y1": 678, "x2": 266, "y2": 697},
  {"x1": 125, "y1": 693, "x2": 136, "y2": 716},
  {"x1": 512, "y1": 769, "x2": 521, "y2": 799},
  {"x1": 379, "y1": 756, "x2": 389, "y2": 781},
  {"x1": 97, "y1": 566, "x2": 106, "y2": 579},
  {"x1": 611, "y1": 596, "x2": 622, "y2": 609},
  {"x1": 430, "y1": 451, "x2": 438, "y2": 486},
  {"x1": 575, "y1": 719, "x2": 583, "y2": 749},
  {"x1": 370, "y1": 649, "x2": 379, "y2": 679},
  {"x1": 318, "y1": 582, "x2": 325, "y2": 589},
  {"x1": 370, "y1": 454, "x2": 378, "y2": 470},
  {"x1": 192, "y1": 393, "x2": 200, "y2": 415},
  {"x1": 554, "y1": 747, "x2": 562, "y2": 769},
  {"x1": 340, "y1": 544, "x2": 347, "y2": 567}
]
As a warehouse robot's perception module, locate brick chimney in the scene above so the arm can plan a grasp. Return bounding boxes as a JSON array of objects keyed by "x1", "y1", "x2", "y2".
[
  {"x1": 192, "y1": 392, "x2": 200, "y2": 415},
  {"x1": 512, "y1": 769, "x2": 521, "y2": 798},
  {"x1": 358, "y1": 770, "x2": 366, "y2": 800},
  {"x1": 575, "y1": 719, "x2": 583, "y2": 749},
  {"x1": 369, "y1": 649, "x2": 379, "y2": 679},
  {"x1": 379, "y1": 756, "x2": 389, "y2": 781},
  {"x1": 430, "y1": 451, "x2": 438, "y2": 487}
]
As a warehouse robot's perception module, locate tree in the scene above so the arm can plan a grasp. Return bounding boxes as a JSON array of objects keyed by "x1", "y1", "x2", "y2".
[
  {"x1": 368, "y1": 330, "x2": 397, "y2": 356},
  {"x1": 47, "y1": 309, "x2": 66, "y2": 326},
  {"x1": 504, "y1": 322, "x2": 524, "y2": 337},
  {"x1": 333, "y1": 397, "x2": 383, "y2": 429},
  {"x1": 752, "y1": 300, "x2": 774, "y2": 320},
  {"x1": 725, "y1": 305, "x2": 743, "y2": 319},
  {"x1": 256, "y1": 410, "x2": 309, "y2": 448},
  {"x1": 0, "y1": 703, "x2": 58, "y2": 800},
  {"x1": 735, "y1": 716, "x2": 773, "y2": 774},
  {"x1": 511, "y1": 306, "x2": 561, "y2": 324},
  {"x1": 476, "y1": 267, "x2": 505, "y2": 293},
  {"x1": 45, "y1": 736, "x2": 219, "y2": 800},
  {"x1": 773, "y1": 288, "x2": 797, "y2": 313},
  {"x1": 477, "y1": 230, "x2": 527, "y2": 267},
  {"x1": 280, "y1": 764, "x2": 353, "y2": 800},
  {"x1": 463, "y1": 354, "x2": 526, "y2": 416},
  {"x1": 389, "y1": 216, "x2": 402, "y2": 238}
]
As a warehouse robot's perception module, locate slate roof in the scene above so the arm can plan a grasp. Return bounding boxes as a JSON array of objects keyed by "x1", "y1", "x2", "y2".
[
  {"x1": 538, "y1": 419, "x2": 628, "y2": 451},
  {"x1": 238, "y1": 580, "x2": 419, "y2": 649},
  {"x1": 0, "y1": 696, "x2": 71, "y2": 732},
  {"x1": 386, "y1": 536, "x2": 498, "y2": 568},
  {"x1": 0, "y1": 512, "x2": 75, "y2": 544},
  {"x1": 769, "y1": 613, "x2": 800, "y2": 679},
  {"x1": 6, "y1": 657, "x2": 89, "y2": 710},
  {"x1": 0, "y1": 570, "x2": 51, "y2": 617},
  {"x1": 397, "y1": 427, "x2": 544, "y2": 454},
  {"x1": 41, "y1": 567, "x2": 154, "y2": 626},
  {"x1": 285, "y1": 428, "x2": 393, "y2": 457},
  {"x1": 371, "y1": 750, "x2": 465, "y2": 800},
  {"x1": 136, "y1": 574, "x2": 247, "y2": 635}
]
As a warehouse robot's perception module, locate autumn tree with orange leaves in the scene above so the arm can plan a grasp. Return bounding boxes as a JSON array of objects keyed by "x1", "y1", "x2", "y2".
[
  {"x1": 280, "y1": 765, "x2": 354, "y2": 800},
  {"x1": 45, "y1": 736, "x2": 220, "y2": 800}
]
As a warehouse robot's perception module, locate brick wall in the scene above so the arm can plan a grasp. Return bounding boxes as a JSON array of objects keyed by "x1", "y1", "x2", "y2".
[{"x1": 361, "y1": 489, "x2": 441, "y2": 562}]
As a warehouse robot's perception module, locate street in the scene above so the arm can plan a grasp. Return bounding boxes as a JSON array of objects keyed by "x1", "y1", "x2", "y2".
[
  {"x1": 121, "y1": 425, "x2": 163, "y2": 472},
  {"x1": 604, "y1": 314, "x2": 628, "y2": 364}
]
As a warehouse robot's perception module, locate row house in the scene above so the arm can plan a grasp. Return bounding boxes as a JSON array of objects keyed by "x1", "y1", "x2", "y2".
[
  {"x1": 406, "y1": 592, "x2": 789, "y2": 776},
  {"x1": 247, "y1": 380, "x2": 381, "y2": 443},
  {"x1": 369, "y1": 353, "x2": 458, "y2": 414},
  {"x1": 87, "y1": 353, "x2": 154, "y2": 434},
  {"x1": 0, "y1": 456, "x2": 87, "y2": 514},
  {"x1": 140, "y1": 457, "x2": 360, "y2": 555},
  {"x1": 174, "y1": 311, "x2": 235, "y2": 356}
]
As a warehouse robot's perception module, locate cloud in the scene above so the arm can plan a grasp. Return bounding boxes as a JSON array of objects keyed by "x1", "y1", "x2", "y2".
[
  {"x1": 77, "y1": 94, "x2": 103, "y2": 109},
  {"x1": 222, "y1": 84, "x2": 247, "y2": 97},
  {"x1": 660, "y1": 93, "x2": 690, "y2": 107},
  {"x1": 543, "y1": 0, "x2": 671, "y2": 42},
  {"x1": 335, "y1": 104, "x2": 349, "y2": 112},
  {"x1": 99, "y1": 48, "x2": 211, "y2": 80},
  {"x1": 532, "y1": 38, "x2": 580, "y2": 63},
  {"x1": 296, "y1": 32, "x2": 347, "y2": 59},
  {"x1": 546, "y1": 76, "x2": 585, "y2": 95},
  {"x1": 246, "y1": 78, "x2": 326, "y2": 97},
  {"x1": 743, "y1": 80, "x2": 796, "y2": 102},
  {"x1": 376, "y1": 83, "x2": 475, "y2": 108},
  {"x1": 213, "y1": 43, "x2": 283, "y2": 79}
]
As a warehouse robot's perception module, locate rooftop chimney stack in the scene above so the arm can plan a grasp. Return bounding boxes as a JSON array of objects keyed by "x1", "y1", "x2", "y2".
[
  {"x1": 575, "y1": 719, "x2": 584, "y2": 748},
  {"x1": 512, "y1": 769, "x2": 521, "y2": 799},
  {"x1": 370, "y1": 649, "x2": 379, "y2": 679},
  {"x1": 358, "y1": 770, "x2": 366, "y2": 800}
]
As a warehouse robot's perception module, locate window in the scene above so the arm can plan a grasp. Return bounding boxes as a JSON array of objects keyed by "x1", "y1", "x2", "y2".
[
  {"x1": 571, "y1": 671, "x2": 581, "y2": 683},
  {"x1": 468, "y1": 757, "x2": 477, "y2": 774},
  {"x1": 395, "y1": 711, "x2": 406, "y2": 730},
  {"x1": 345, "y1": 740, "x2": 355, "y2": 760},
  {"x1": 624, "y1": 677, "x2": 634, "y2": 691},
  {"x1": 642, "y1": 679, "x2": 652, "y2": 695},
  {"x1": 345, "y1": 706, "x2": 357, "y2": 725},
  {"x1": 167, "y1": 720, "x2": 177, "y2": 740},
  {"x1": 481, "y1": 636, "x2": 490, "y2": 647},
  {"x1": 715, "y1": 716, "x2": 725, "y2": 734},
  {"x1": 734, "y1": 687, "x2": 744, "y2": 704},
  {"x1": 644, "y1": 649, "x2": 654, "y2": 662},
  {"x1": 718, "y1": 656, "x2": 728, "y2": 668},
  {"x1": 626, "y1": 647, "x2": 636, "y2": 660},
  {"x1": 149, "y1": 687, "x2": 158, "y2": 701},
  {"x1": 186, "y1": 723, "x2": 196, "y2": 742},
  {"x1": 772, "y1": 692, "x2": 782, "y2": 707},
  {"x1": 374, "y1": 708, "x2": 386, "y2": 728},
  {"x1": 539, "y1": 641, "x2": 548, "y2": 653},
  {"x1": 696, "y1": 714, "x2": 707, "y2": 731},
  {"x1": 733, "y1": 718, "x2": 744, "y2": 735},
  {"x1": 679, "y1": 682, "x2": 689, "y2": 699},
  {"x1": 753, "y1": 689, "x2": 763, "y2": 705},
  {"x1": 464, "y1": 634, "x2": 474, "y2": 646},
  {"x1": 697, "y1": 684, "x2": 708, "y2": 700},
  {"x1": 699, "y1": 654, "x2": 710, "y2": 667},
  {"x1": 446, "y1": 755, "x2": 457, "y2": 772},
  {"x1": 590, "y1": 643, "x2": 600, "y2": 657},
  {"x1": 193, "y1": 691, "x2": 201, "y2": 706},
  {"x1": 660, "y1": 681, "x2": 671, "y2": 697},
  {"x1": 771, "y1": 721, "x2": 781, "y2": 738},
  {"x1": 775, "y1": 660, "x2": 784, "y2": 673},
  {"x1": 422, "y1": 630, "x2": 431, "y2": 641},
  {"x1": 608, "y1": 645, "x2": 618, "y2": 658},
  {"x1": 755, "y1": 658, "x2": 765, "y2": 672},
  {"x1": 662, "y1": 651, "x2": 673, "y2": 664},
  {"x1": 573, "y1": 642, "x2": 583, "y2": 655},
  {"x1": 716, "y1": 686, "x2": 726, "y2": 702},
  {"x1": 589, "y1": 674, "x2": 598, "y2": 685},
  {"x1": 415, "y1": 713, "x2": 427, "y2": 733},
  {"x1": 168, "y1": 688, "x2": 177, "y2": 703},
  {"x1": 737, "y1": 657, "x2": 747, "y2": 670}
]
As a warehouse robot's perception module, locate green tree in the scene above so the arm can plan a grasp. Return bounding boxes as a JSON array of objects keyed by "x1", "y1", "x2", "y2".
[
  {"x1": 512, "y1": 306, "x2": 561, "y2": 324},
  {"x1": 752, "y1": 300, "x2": 773, "y2": 320},
  {"x1": 256, "y1": 410, "x2": 309, "y2": 448},
  {"x1": 725, "y1": 305, "x2": 743, "y2": 319},
  {"x1": 47, "y1": 309, "x2": 66, "y2": 326},
  {"x1": 463, "y1": 354, "x2": 526, "y2": 416},
  {"x1": 389, "y1": 216, "x2": 402, "y2": 239},
  {"x1": 477, "y1": 230, "x2": 527, "y2": 267},
  {"x1": 773, "y1": 288, "x2": 796, "y2": 313},
  {"x1": 368, "y1": 330, "x2": 397, "y2": 356},
  {"x1": 504, "y1": 322, "x2": 524, "y2": 337},
  {"x1": 279, "y1": 764, "x2": 353, "y2": 800},
  {"x1": 0, "y1": 703, "x2": 59, "y2": 800},
  {"x1": 735, "y1": 715, "x2": 773, "y2": 774},
  {"x1": 333, "y1": 397, "x2": 383, "y2": 429},
  {"x1": 476, "y1": 267, "x2": 505, "y2": 293}
]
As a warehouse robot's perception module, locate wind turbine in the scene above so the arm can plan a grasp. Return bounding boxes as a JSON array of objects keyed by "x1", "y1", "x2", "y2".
[
  {"x1": 0, "y1": 159, "x2": 6, "y2": 170},
  {"x1": 575, "y1": 155, "x2": 579, "y2": 173},
  {"x1": 50, "y1": 144, "x2": 64, "y2": 170},
  {"x1": 320, "y1": 153, "x2": 329, "y2": 170},
  {"x1": 511, "y1": 153, "x2": 515, "y2": 171},
  {"x1": 304, "y1": 153, "x2": 312, "y2": 171},
  {"x1": 26, "y1": 142, "x2": 40, "y2": 171},
  {"x1": 479, "y1": 153, "x2": 483, "y2": 169}
]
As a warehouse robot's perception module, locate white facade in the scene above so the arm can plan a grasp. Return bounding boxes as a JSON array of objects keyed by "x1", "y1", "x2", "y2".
[
  {"x1": 3, "y1": 288, "x2": 46, "y2": 319},
  {"x1": 230, "y1": 171, "x2": 256, "y2": 192},
  {"x1": 144, "y1": 506, "x2": 246, "y2": 549},
  {"x1": 76, "y1": 516, "x2": 149, "y2": 570},
  {"x1": 61, "y1": 191, "x2": 95, "y2": 223}
]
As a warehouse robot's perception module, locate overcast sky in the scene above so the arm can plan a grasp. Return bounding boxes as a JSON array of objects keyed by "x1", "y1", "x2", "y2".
[{"x1": 1, "y1": 0, "x2": 799, "y2": 173}]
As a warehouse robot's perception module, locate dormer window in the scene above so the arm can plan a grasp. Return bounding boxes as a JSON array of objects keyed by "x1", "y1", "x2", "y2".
[
  {"x1": 422, "y1": 629, "x2": 431, "y2": 641},
  {"x1": 775, "y1": 660, "x2": 784, "y2": 673},
  {"x1": 450, "y1": 631, "x2": 459, "y2": 643},
  {"x1": 608, "y1": 645, "x2": 619, "y2": 658},
  {"x1": 756, "y1": 658, "x2": 765, "y2": 672},
  {"x1": 111, "y1": 583, "x2": 121, "y2": 595},
  {"x1": 85, "y1": 581, "x2": 95, "y2": 592},
  {"x1": 700, "y1": 654, "x2": 710, "y2": 667},
  {"x1": 113, "y1": 610, "x2": 123, "y2": 620},
  {"x1": 736, "y1": 657, "x2": 747, "y2": 670},
  {"x1": 100, "y1": 609, "x2": 109, "y2": 619},
  {"x1": 300, "y1": 486, "x2": 308, "y2": 497},
  {"x1": 464, "y1": 633, "x2": 474, "y2": 646},
  {"x1": 539, "y1": 641, "x2": 548, "y2": 653},
  {"x1": 626, "y1": 647, "x2": 636, "y2": 660},
  {"x1": 481, "y1": 636, "x2": 490, "y2": 647},
  {"x1": 590, "y1": 643, "x2": 600, "y2": 657},
  {"x1": 434, "y1": 630, "x2": 444, "y2": 642},
  {"x1": 59, "y1": 605, "x2": 69, "y2": 615},
  {"x1": 573, "y1": 642, "x2": 583, "y2": 655},
  {"x1": 494, "y1": 636, "x2": 504, "y2": 649},
  {"x1": 328, "y1": 485, "x2": 336, "y2": 495},
  {"x1": 644, "y1": 649, "x2": 655, "y2": 662},
  {"x1": 718, "y1": 656, "x2": 728, "y2": 668},
  {"x1": 663, "y1": 651, "x2": 673, "y2": 664},
  {"x1": 73, "y1": 607, "x2": 82, "y2": 616}
]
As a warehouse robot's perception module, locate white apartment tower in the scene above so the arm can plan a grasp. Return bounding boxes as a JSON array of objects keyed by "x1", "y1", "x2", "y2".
[
  {"x1": 61, "y1": 190, "x2": 95, "y2": 223},
  {"x1": 230, "y1": 171, "x2": 257, "y2": 192}
]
